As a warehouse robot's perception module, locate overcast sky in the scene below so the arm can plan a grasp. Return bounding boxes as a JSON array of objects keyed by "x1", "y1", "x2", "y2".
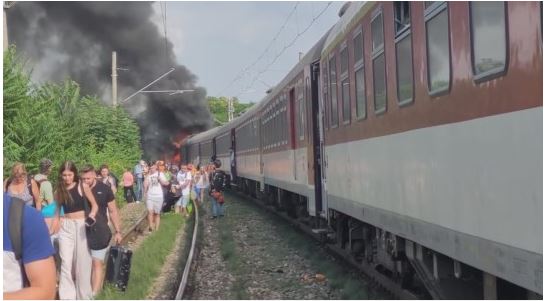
[{"x1": 149, "y1": 1, "x2": 345, "y2": 103}]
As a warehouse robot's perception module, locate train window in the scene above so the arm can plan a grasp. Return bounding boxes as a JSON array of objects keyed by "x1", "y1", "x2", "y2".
[
  {"x1": 395, "y1": 2, "x2": 413, "y2": 105},
  {"x1": 353, "y1": 30, "x2": 364, "y2": 65},
  {"x1": 355, "y1": 67, "x2": 366, "y2": 119},
  {"x1": 373, "y1": 53, "x2": 387, "y2": 113},
  {"x1": 396, "y1": 34, "x2": 413, "y2": 104},
  {"x1": 372, "y1": 12, "x2": 384, "y2": 52},
  {"x1": 322, "y1": 66, "x2": 329, "y2": 130},
  {"x1": 372, "y1": 10, "x2": 386, "y2": 114},
  {"x1": 353, "y1": 28, "x2": 366, "y2": 120},
  {"x1": 394, "y1": 2, "x2": 411, "y2": 35},
  {"x1": 329, "y1": 55, "x2": 339, "y2": 127},
  {"x1": 340, "y1": 44, "x2": 350, "y2": 124},
  {"x1": 425, "y1": 2, "x2": 450, "y2": 95},
  {"x1": 470, "y1": 2, "x2": 507, "y2": 81},
  {"x1": 340, "y1": 45, "x2": 349, "y2": 75}
]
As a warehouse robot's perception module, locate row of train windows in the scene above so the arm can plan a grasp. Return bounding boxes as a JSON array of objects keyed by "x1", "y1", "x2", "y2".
[
  {"x1": 236, "y1": 119, "x2": 259, "y2": 152},
  {"x1": 326, "y1": 1, "x2": 507, "y2": 128},
  {"x1": 216, "y1": 135, "x2": 230, "y2": 156},
  {"x1": 262, "y1": 101, "x2": 288, "y2": 150}
]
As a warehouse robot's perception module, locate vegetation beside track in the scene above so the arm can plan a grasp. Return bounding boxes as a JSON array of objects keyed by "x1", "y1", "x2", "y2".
[
  {"x1": 96, "y1": 212, "x2": 185, "y2": 300},
  {"x1": 3, "y1": 46, "x2": 142, "y2": 180}
]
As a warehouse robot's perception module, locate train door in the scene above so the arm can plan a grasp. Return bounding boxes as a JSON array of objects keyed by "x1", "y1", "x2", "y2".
[
  {"x1": 310, "y1": 61, "x2": 325, "y2": 216},
  {"x1": 317, "y1": 62, "x2": 328, "y2": 221},
  {"x1": 289, "y1": 88, "x2": 297, "y2": 180}
]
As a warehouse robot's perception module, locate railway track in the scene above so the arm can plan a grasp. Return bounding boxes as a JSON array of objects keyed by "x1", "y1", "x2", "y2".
[
  {"x1": 229, "y1": 187, "x2": 421, "y2": 300},
  {"x1": 175, "y1": 200, "x2": 200, "y2": 300}
]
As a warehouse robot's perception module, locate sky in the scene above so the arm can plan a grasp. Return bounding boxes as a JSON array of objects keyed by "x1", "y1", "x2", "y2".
[{"x1": 149, "y1": 1, "x2": 345, "y2": 103}]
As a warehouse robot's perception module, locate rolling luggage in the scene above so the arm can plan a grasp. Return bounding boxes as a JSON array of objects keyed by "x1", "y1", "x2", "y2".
[{"x1": 105, "y1": 245, "x2": 133, "y2": 291}]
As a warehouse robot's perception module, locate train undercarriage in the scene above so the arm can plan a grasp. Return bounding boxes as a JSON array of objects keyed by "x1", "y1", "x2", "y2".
[{"x1": 231, "y1": 177, "x2": 541, "y2": 300}]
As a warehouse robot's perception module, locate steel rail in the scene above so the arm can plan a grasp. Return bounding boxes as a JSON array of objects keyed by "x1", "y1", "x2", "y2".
[{"x1": 175, "y1": 200, "x2": 200, "y2": 300}]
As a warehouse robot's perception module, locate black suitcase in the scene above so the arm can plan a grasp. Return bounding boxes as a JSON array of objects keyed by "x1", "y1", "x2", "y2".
[{"x1": 105, "y1": 245, "x2": 133, "y2": 291}]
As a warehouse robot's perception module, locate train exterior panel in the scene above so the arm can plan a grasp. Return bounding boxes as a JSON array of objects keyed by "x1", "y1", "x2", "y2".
[{"x1": 320, "y1": 1, "x2": 542, "y2": 295}]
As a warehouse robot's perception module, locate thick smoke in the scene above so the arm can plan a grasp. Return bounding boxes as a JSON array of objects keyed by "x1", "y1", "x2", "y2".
[{"x1": 7, "y1": 2, "x2": 213, "y2": 159}]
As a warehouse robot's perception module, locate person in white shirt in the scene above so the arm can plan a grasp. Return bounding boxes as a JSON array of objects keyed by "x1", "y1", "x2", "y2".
[
  {"x1": 143, "y1": 164, "x2": 169, "y2": 231},
  {"x1": 174, "y1": 165, "x2": 192, "y2": 217}
]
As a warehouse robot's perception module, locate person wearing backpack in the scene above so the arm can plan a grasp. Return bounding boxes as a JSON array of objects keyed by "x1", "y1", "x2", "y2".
[
  {"x1": 209, "y1": 160, "x2": 227, "y2": 219},
  {"x1": 98, "y1": 164, "x2": 118, "y2": 195},
  {"x1": 4, "y1": 162, "x2": 40, "y2": 208},
  {"x1": 3, "y1": 192, "x2": 57, "y2": 299}
]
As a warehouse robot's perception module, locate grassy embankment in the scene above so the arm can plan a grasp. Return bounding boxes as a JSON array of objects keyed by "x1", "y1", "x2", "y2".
[{"x1": 96, "y1": 212, "x2": 185, "y2": 300}]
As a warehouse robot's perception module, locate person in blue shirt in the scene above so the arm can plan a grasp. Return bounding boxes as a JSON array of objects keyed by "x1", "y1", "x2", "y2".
[{"x1": 3, "y1": 193, "x2": 56, "y2": 299}]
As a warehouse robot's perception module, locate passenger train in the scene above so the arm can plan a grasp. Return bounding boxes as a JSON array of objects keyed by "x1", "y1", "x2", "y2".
[{"x1": 183, "y1": 2, "x2": 542, "y2": 298}]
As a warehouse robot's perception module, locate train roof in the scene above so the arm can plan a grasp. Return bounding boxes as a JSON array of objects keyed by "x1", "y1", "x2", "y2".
[
  {"x1": 322, "y1": 1, "x2": 374, "y2": 55},
  {"x1": 185, "y1": 4, "x2": 344, "y2": 146}
]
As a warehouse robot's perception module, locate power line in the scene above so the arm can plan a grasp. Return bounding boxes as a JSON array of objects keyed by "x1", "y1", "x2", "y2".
[
  {"x1": 160, "y1": 2, "x2": 168, "y2": 69},
  {"x1": 218, "y1": 2, "x2": 300, "y2": 96},
  {"x1": 236, "y1": 2, "x2": 333, "y2": 99}
]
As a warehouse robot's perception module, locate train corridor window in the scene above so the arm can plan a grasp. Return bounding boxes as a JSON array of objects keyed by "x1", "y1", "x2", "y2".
[
  {"x1": 329, "y1": 55, "x2": 339, "y2": 127},
  {"x1": 395, "y1": 1, "x2": 414, "y2": 105},
  {"x1": 340, "y1": 44, "x2": 350, "y2": 124},
  {"x1": 470, "y1": 2, "x2": 507, "y2": 81},
  {"x1": 425, "y1": 2, "x2": 450, "y2": 95},
  {"x1": 353, "y1": 29, "x2": 366, "y2": 119},
  {"x1": 372, "y1": 11, "x2": 387, "y2": 114}
]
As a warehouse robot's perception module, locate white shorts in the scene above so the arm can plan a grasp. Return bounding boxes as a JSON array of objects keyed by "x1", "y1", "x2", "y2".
[
  {"x1": 90, "y1": 246, "x2": 110, "y2": 261},
  {"x1": 176, "y1": 195, "x2": 190, "y2": 208},
  {"x1": 146, "y1": 195, "x2": 164, "y2": 214}
]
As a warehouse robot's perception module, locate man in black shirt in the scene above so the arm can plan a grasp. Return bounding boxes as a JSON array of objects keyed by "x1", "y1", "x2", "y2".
[{"x1": 80, "y1": 164, "x2": 122, "y2": 297}]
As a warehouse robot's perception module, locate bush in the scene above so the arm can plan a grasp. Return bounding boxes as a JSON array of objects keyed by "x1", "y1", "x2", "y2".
[{"x1": 3, "y1": 46, "x2": 142, "y2": 180}]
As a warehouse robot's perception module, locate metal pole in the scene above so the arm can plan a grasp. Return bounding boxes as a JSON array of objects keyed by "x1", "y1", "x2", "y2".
[
  {"x1": 121, "y1": 67, "x2": 175, "y2": 104},
  {"x1": 112, "y1": 51, "x2": 118, "y2": 106},
  {"x1": 3, "y1": 7, "x2": 7, "y2": 51}
]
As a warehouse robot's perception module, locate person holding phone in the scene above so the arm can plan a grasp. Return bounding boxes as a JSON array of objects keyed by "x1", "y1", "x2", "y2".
[{"x1": 54, "y1": 161, "x2": 98, "y2": 300}]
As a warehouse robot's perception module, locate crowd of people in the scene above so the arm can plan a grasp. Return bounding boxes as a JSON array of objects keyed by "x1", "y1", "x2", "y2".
[{"x1": 3, "y1": 157, "x2": 229, "y2": 300}]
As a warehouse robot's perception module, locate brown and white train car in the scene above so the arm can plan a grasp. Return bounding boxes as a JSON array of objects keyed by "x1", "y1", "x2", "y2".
[{"x1": 319, "y1": 1, "x2": 541, "y2": 298}]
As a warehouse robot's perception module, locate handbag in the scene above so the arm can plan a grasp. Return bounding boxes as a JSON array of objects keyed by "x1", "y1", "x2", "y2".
[{"x1": 79, "y1": 182, "x2": 112, "y2": 250}]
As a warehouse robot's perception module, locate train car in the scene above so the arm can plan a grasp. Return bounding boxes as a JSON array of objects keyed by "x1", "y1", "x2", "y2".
[
  {"x1": 185, "y1": 126, "x2": 222, "y2": 166},
  {"x1": 181, "y1": 1, "x2": 542, "y2": 299},
  {"x1": 318, "y1": 1, "x2": 542, "y2": 299}
]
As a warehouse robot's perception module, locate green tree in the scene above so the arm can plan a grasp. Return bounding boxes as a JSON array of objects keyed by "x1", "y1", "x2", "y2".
[{"x1": 3, "y1": 46, "x2": 142, "y2": 180}]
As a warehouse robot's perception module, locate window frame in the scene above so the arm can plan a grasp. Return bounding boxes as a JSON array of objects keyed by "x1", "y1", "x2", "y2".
[
  {"x1": 425, "y1": 2, "x2": 451, "y2": 97},
  {"x1": 339, "y1": 41, "x2": 351, "y2": 125},
  {"x1": 371, "y1": 9, "x2": 387, "y2": 116},
  {"x1": 352, "y1": 26, "x2": 367, "y2": 121},
  {"x1": 328, "y1": 53, "x2": 339, "y2": 128},
  {"x1": 394, "y1": 2, "x2": 414, "y2": 107},
  {"x1": 469, "y1": 1, "x2": 509, "y2": 84}
]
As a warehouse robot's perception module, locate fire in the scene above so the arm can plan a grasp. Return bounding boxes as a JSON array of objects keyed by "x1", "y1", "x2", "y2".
[{"x1": 170, "y1": 131, "x2": 189, "y2": 165}]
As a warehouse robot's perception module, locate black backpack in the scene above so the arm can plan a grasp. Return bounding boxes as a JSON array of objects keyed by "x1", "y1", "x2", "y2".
[
  {"x1": 8, "y1": 196, "x2": 30, "y2": 287},
  {"x1": 211, "y1": 170, "x2": 227, "y2": 192}
]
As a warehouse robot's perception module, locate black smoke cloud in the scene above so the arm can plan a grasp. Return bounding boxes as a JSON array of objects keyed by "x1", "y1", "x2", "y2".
[{"x1": 7, "y1": 2, "x2": 213, "y2": 159}]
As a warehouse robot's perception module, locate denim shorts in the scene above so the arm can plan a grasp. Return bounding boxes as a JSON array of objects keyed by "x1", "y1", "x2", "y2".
[
  {"x1": 91, "y1": 245, "x2": 110, "y2": 261},
  {"x1": 176, "y1": 195, "x2": 190, "y2": 208}
]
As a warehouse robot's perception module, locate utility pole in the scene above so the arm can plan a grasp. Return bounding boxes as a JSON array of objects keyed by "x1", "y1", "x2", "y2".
[
  {"x1": 112, "y1": 51, "x2": 117, "y2": 106},
  {"x1": 228, "y1": 97, "x2": 234, "y2": 121},
  {"x1": 4, "y1": 2, "x2": 16, "y2": 51}
]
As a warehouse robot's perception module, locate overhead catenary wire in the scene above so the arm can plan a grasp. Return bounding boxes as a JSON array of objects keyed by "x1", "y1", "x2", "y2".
[
  {"x1": 218, "y1": 2, "x2": 300, "y2": 96},
  {"x1": 236, "y1": 2, "x2": 333, "y2": 99}
]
